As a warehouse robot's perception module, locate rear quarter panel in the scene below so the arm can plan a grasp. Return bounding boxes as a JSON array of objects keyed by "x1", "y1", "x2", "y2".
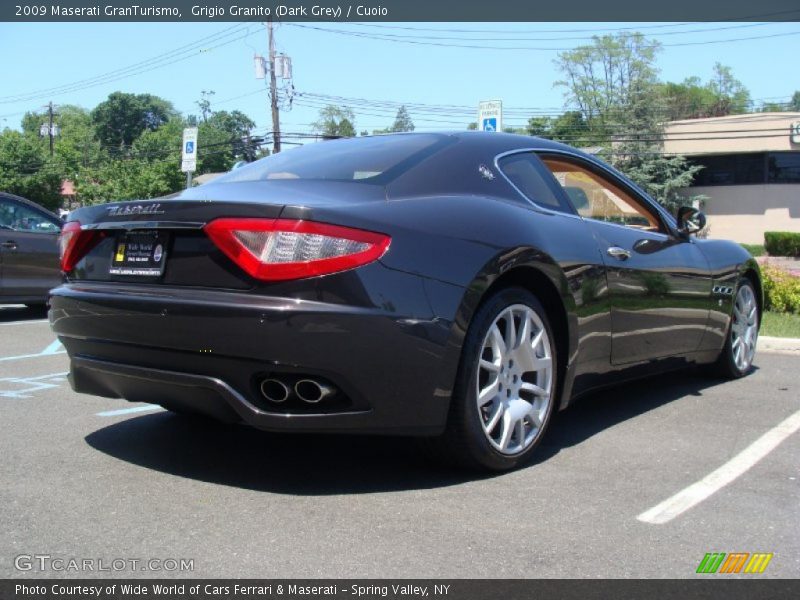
[{"x1": 284, "y1": 191, "x2": 611, "y2": 409}]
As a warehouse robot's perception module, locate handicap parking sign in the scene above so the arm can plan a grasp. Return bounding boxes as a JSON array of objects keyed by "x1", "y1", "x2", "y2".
[
  {"x1": 482, "y1": 118, "x2": 497, "y2": 132},
  {"x1": 185, "y1": 141, "x2": 195, "y2": 154}
]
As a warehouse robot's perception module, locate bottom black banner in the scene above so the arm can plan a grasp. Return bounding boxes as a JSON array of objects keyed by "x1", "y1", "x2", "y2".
[{"x1": 2, "y1": 579, "x2": 799, "y2": 600}]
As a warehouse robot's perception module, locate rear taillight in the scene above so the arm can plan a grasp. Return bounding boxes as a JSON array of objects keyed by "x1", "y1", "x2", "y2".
[
  {"x1": 59, "y1": 222, "x2": 104, "y2": 273},
  {"x1": 204, "y1": 218, "x2": 391, "y2": 281}
]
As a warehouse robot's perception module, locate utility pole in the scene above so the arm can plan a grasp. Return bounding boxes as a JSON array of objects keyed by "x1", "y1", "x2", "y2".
[
  {"x1": 39, "y1": 102, "x2": 58, "y2": 155},
  {"x1": 47, "y1": 102, "x2": 55, "y2": 156},
  {"x1": 267, "y1": 20, "x2": 281, "y2": 154}
]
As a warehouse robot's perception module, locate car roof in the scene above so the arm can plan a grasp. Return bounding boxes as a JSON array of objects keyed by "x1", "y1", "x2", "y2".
[
  {"x1": 0, "y1": 191, "x2": 60, "y2": 220},
  {"x1": 364, "y1": 130, "x2": 597, "y2": 161}
]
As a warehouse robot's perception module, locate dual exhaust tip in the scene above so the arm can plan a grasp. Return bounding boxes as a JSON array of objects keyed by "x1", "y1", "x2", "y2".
[{"x1": 260, "y1": 378, "x2": 335, "y2": 404}]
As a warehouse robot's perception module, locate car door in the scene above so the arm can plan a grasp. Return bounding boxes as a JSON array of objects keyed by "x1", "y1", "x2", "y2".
[
  {"x1": 0, "y1": 198, "x2": 62, "y2": 300},
  {"x1": 537, "y1": 153, "x2": 713, "y2": 365}
]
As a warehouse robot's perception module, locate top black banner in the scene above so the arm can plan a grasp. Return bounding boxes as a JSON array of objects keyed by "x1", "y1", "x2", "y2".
[{"x1": 3, "y1": 0, "x2": 800, "y2": 22}]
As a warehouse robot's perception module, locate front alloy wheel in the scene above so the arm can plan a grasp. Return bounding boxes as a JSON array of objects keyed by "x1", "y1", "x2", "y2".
[
  {"x1": 714, "y1": 278, "x2": 759, "y2": 378},
  {"x1": 730, "y1": 282, "x2": 758, "y2": 373}
]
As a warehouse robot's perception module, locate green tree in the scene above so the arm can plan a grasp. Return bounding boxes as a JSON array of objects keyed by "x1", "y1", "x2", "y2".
[
  {"x1": 526, "y1": 111, "x2": 590, "y2": 145},
  {"x1": 51, "y1": 106, "x2": 105, "y2": 178},
  {"x1": 759, "y1": 101, "x2": 788, "y2": 113},
  {"x1": 657, "y1": 77, "x2": 717, "y2": 120},
  {"x1": 555, "y1": 33, "x2": 661, "y2": 142},
  {"x1": 390, "y1": 106, "x2": 415, "y2": 132},
  {"x1": 0, "y1": 129, "x2": 62, "y2": 210},
  {"x1": 91, "y1": 92, "x2": 177, "y2": 149},
  {"x1": 74, "y1": 118, "x2": 185, "y2": 203},
  {"x1": 196, "y1": 90, "x2": 215, "y2": 123},
  {"x1": 526, "y1": 116, "x2": 552, "y2": 137},
  {"x1": 706, "y1": 63, "x2": 751, "y2": 116},
  {"x1": 551, "y1": 111, "x2": 591, "y2": 145},
  {"x1": 555, "y1": 33, "x2": 703, "y2": 212},
  {"x1": 658, "y1": 66, "x2": 751, "y2": 120},
  {"x1": 790, "y1": 91, "x2": 800, "y2": 111},
  {"x1": 312, "y1": 105, "x2": 356, "y2": 138},
  {"x1": 372, "y1": 106, "x2": 415, "y2": 135},
  {"x1": 206, "y1": 110, "x2": 258, "y2": 161}
]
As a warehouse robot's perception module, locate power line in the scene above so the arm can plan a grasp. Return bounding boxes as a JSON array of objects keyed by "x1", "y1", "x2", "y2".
[
  {"x1": 291, "y1": 21, "x2": 793, "y2": 43},
  {"x1": 290, "y1": 96, "x2": 800, "y2": 129},
  {"x1": 336, "y1": 9, "x2": 800, "y2": 33},
  {"x1": 285, "y1": 23, "x2": 800, "y2": 51},
  {"x1": 0, "y1": 23, "x2": 259, "y2": 105},
  {"x1": 296, "y1": 90, "x2": 797, "y2": 117}
]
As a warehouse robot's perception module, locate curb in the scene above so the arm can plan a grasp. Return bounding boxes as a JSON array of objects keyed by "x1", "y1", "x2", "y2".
[{"x1": 759, "y1": 336, "x2": 800, "y2": 355}]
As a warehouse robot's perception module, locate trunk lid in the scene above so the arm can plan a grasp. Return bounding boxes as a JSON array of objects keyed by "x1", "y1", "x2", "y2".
[{"x1": 65, "y1": 181, "x2": 386, "y2": 288}]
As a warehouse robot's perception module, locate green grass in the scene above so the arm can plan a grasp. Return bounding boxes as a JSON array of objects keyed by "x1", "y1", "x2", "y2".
[
  {"x1": 761, "y1": 311, "x2": 800, "y2": 338},
  {"x1": 741, "y1": 243, "x2": 765, "y2": 257}
]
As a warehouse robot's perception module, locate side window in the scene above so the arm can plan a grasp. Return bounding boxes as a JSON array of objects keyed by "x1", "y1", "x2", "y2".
[
  {"x1": 497, "y1": 153, "x2": 575, "y2": 214},
  {"x1": 0, "y1": 200, "x2": 13, "y2": 229},
  {"x1": 0, "y1": 201, "x2": 60, "y2": 233},
  {"x1": 540, "y1": 157, "x2": 662, "y2": 232}
]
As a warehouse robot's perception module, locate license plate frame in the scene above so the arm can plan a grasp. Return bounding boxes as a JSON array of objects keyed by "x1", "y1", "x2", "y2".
[{"x1": 109, "y1": 230, "x2": 170, "y2": 278}]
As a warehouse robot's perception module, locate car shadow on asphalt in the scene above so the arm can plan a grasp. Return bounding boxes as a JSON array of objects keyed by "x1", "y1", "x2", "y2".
[
  {"x1": 0, "y1": 305, "x2": 48, "y2": 322},
  {"x1": 84, "y1": 368, "x2": 746, "y2": 495}
]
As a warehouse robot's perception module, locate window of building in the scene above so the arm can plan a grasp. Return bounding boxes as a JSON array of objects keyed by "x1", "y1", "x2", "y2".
[
  {"x1": 689, "y1": 153, "x2": 766, "y2": 186},
  {"x1": 768, "y1": 152, "x2": 800, "y2": 183},
  {"x1": 688, "y1": 151, "x2": 800, "y2": 186}
]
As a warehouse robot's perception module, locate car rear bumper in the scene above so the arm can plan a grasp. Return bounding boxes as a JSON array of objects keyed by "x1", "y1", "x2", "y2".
[{"x1": 50, "y1": 278, "x2": 462, "y2": 435}]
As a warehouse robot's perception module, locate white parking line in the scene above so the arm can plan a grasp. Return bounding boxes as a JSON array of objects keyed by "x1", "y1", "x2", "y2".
[
  {"x1": 97, "y1": 405, "x2": 164, "y2": 417},
  {"x1": 40, "y1": 340, "x2": 63, "y2": 355},
  {"x1": 637, "y1": 409, "x2": 800, "y2": 525},
  {"x1": 0, "y1": 319, "x2": 49, "y2": 326},
  {"x1": 0, "y1": 340, "x2": 66, "y2": 362}
]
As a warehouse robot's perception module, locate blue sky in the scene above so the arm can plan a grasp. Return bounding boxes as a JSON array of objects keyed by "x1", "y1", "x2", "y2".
[{"x1": 0, "y1": 21, "x2": 798, "y2": 137}]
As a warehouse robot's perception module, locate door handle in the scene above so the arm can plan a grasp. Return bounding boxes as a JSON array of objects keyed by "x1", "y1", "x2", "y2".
[
  {"x1": 607, "y1": 246, "x2": 631, "y2": 261},
  {"x1": 1, "y1": 240, "x2": 17, "y2": 250}
]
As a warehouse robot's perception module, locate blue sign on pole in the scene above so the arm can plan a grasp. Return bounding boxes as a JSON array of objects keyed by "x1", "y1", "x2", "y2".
[
  {"x1": 185, "y1": 141, "x2": 195, "y2": 154},
  {"x1": 482, "y1": 118, "x2": 497, "y2": 132}
]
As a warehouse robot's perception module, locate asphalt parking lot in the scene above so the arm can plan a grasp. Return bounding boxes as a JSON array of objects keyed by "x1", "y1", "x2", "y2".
[{"x1": 1, "y1": 304, "x2": 798, "y2": 579}]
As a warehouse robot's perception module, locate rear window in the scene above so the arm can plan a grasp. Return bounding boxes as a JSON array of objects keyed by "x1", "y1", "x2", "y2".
[
  {"x1": 214, "y1": 134, "x2": 449, "y2": 185},
  {"x1": 498, "y1": 152, "x2": 574, "y2": 214}
]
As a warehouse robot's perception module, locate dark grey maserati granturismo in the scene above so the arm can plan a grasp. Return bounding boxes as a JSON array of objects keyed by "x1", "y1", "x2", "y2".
[{"x1": 49, "y1": 132, "x2": 761, "y2": 471}]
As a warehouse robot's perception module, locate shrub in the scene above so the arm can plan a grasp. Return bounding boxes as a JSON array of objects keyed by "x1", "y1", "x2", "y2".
[
  {"x1": 741, "y1": 243, "x2": 765, "y2": 257},
  {"x1": 764, "y1": 232, "x2": 800, "y2": 257},
  {"x1": 762, "y1": 265, "x2": 800, "y2": 314}
]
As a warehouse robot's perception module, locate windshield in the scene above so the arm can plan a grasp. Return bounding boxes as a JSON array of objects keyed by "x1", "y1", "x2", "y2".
[{"x1": 214, "y1": 133, "x2": 449, "y2": 185}]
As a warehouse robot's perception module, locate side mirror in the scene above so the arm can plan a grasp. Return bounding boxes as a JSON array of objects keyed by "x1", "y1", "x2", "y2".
[{"x1": 676, "y1": 206, "x2": 706, "y2": 236}]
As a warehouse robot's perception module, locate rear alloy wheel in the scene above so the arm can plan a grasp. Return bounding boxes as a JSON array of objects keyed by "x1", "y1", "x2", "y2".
[
  {"x1": 437, "y1": 288, "x2": 557, "y2": 471},
  {"x1": 715, "y1": 278, "x2": 759, "y2": 378},
  {"x1": 477, "y1": 304, "x2": 554, "y2": 455}
]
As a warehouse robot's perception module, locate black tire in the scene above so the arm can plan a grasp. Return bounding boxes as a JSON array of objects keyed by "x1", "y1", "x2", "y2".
[
  {"x1": 711, "y1": 277, "x2": 759, "y2": 379},
  {"x1": 432, "y1": 287, "x2": 558, "y2": 471}
]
